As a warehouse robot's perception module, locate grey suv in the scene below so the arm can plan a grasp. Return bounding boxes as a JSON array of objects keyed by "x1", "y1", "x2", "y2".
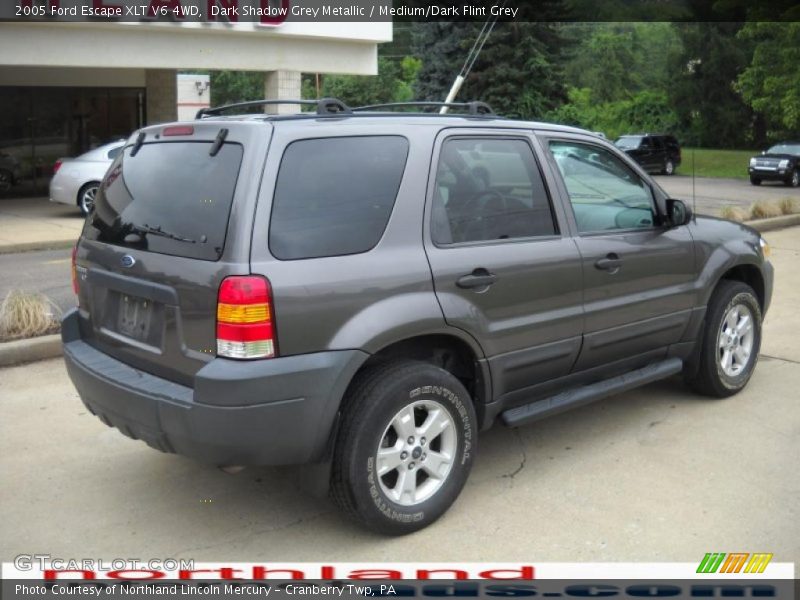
[{"x1": 62, "y1": 99, "x2": 773, "y2": 535}]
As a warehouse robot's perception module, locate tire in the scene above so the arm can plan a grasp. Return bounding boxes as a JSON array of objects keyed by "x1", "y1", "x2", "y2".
[
  {"x1": 750, "y1": 177, "x2": 762, "y2": 186},
  {"x1": 330, "y1": 360, "x2": 477, "y2": 535},
  {"x1": 686, "y1": 280, "x2": 762, "y2": 398},
  {"x1": 662, "y1": 159, "x2": 675, "y2": 176},
  {"x1": 787, "y1": 169, "x2": 799, "y2": 188},
  {"x1": 0, "y1": 169, "x2": 12, "y2": 193},
  {"x1": 77, "y1": 182, "x2": 100, "y2": 216}
]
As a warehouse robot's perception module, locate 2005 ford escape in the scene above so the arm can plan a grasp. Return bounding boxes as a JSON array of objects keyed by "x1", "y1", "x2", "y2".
[{"x1": 63, "y1": 99, "x2": 773, "y2": 535}]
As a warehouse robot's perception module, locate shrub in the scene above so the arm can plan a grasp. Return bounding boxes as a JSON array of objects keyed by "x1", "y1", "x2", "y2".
[
  {"x1": 720, "y1": 206, "x2": 748, "y2": 222},
  {"x1": 750, "y1": 200, "x2": 783, "y2": 220},
  {"x1": 0, "y1": 290, "x2": 61, "y2": 341},
  {"x1": 779, "y1": 197, "x2": 796, "y2": 215}
]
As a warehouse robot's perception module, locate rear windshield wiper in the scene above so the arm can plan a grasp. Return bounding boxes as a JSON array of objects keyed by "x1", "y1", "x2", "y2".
[{"x1": 132, "y1": 223, "x2": 199, "y2": 244}]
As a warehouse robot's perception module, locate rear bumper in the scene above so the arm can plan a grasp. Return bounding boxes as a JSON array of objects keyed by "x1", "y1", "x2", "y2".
[{"x1": 61, "y1": 309, "x2": 368, "y2": 466}]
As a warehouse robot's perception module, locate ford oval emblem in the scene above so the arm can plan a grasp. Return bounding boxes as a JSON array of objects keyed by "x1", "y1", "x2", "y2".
[{"x1": 120, "y1": 255, "x2": 136, "y2": 268}]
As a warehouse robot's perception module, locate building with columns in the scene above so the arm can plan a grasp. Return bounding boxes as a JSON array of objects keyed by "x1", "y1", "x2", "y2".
[{"x1": 0, "y1": 21, "x2": 391, "y2": 195}]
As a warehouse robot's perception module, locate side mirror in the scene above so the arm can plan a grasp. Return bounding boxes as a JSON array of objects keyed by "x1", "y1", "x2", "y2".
[{"x1": 666, "y1": 198, "x2": 692, "y2": 227}]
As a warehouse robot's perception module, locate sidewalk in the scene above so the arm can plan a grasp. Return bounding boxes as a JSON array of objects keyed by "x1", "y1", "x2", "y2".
[{"x1": 0, "y1": 197, "x2": 83, "y2": 253}]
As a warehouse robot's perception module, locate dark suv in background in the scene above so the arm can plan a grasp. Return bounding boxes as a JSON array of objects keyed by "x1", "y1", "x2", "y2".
[
  {"x1": 748, "y1": 141, "x2": 800, "y2": 187},
  {"x1": 63, "y1": 99, "x2": 772, "y2": 535},
  {"x1": 615, "y1": 133, "x2": 681, "y2": 175}
]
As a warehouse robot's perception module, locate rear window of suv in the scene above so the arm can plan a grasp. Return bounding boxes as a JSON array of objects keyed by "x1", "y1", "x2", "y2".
[
  {"x1": 86, "y1": 141, "x2": 243, "y2": 261},
  {"x1": 269, "y1": 136, "x2": 409, "y2": 260}
]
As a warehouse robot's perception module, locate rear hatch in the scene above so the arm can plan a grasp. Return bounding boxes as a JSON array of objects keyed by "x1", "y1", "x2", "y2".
[{"x1": 74, "y1": 121, "x2": 271, "y2": 386}]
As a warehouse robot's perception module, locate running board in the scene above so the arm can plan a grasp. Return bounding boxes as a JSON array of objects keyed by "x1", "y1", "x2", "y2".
[{"x1": 501, "y1": 358, "x2": 683, "y2": 428}]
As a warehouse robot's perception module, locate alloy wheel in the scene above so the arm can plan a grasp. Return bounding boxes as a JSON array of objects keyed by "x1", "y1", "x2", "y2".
[
  {"x1": 717, "y1": 303, "x2": 755, "y2": 377},
  {"x1": 375, "y1": 400, "x2": 457, "y2": 507}
]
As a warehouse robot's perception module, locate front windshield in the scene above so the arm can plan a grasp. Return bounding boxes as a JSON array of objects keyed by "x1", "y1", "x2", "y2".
[
  {"x1": 766, "y1": 143, "x2": 800, "y2": 155},
  {"x1": 615, "y1": 136, "x2": 642, "y2": 150}
]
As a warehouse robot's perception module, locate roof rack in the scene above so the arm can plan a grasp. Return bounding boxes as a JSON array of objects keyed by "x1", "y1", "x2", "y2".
[
  {"x1": 353, "y1": 101, "x2": 495, "y2": 116},
  {"x1": 196, "y1": 97, "x2": 351, "y2": 119}
]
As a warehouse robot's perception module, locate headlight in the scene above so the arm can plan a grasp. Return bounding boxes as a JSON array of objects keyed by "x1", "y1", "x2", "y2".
[
  {"x1": 749, "y1": 158, "x2": 757, "y2": 167},
  {"x1": 778, "y1": 159, "x2": 789, "y2": 169},
  {"x1": 759, "y1": 237, "x2": 771, "y2": 258}
]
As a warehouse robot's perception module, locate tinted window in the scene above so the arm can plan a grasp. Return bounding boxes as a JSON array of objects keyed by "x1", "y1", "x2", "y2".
[
  {"x1": 652, "y1": 137, "x2": 664, "y2": 150},
  {"x1": 767, "y1": 143, "x2": 800, "y2": 155},
  {"x1": 550, "y1": 141, "x2": 656, "y2": 233},
  {"x1": 86, "y1": 141, "x2": 243, "y2": 261},
  {"x1": 615, "y1": 136, "x2": 642, "y2": 150},
  {"x1": 269, "y1": 136, "x2": 408, "y2": 260},
  {"x1": 431, "y1": 138, "x2": 556, "y2": 245}
]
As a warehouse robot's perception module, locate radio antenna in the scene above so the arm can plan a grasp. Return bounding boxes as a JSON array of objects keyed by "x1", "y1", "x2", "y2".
[{"x1": 692, "y1": 149, "x2": 697, "y2": 221}]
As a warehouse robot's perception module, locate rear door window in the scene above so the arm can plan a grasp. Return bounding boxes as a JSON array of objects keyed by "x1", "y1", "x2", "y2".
[
  {"x1": 431, "y1": 137, "x2": 557, "y2": 244},
  {"x1": 269, "y1": 136, "x2": 409, "y2": 260},
  {"x1": 86, "y1": 141, "x2": 243, "y2": 261}
]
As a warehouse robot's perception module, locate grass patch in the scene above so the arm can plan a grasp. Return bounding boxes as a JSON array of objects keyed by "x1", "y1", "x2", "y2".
[
  {"x1": 675, "y1": 148, "x2": 758, "y2": 179},
  {"x1": 0, "y1": 290, "x2": 61, "y2": 342}
]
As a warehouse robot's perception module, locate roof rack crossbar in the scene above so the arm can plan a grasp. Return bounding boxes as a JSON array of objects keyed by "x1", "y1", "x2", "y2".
[
  {"x1": 196, "y1": 98, "x2": 351, "y2": 119},
  {"x1": 353, "y1": 101, "x2": 495, "y2": 116}
]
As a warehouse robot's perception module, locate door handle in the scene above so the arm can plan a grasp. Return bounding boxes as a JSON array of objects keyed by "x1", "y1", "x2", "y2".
[
  {"x1": 457, "y1": 269, "x2": 497, "y2": 289},
  {"x1": 595, "y1": 253, "x2": 622, "y2": 272}
]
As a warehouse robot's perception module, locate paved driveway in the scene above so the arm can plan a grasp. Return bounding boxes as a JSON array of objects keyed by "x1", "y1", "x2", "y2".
[{"x1": 1, "y1": 228, "x2": 798, "y2": 565}]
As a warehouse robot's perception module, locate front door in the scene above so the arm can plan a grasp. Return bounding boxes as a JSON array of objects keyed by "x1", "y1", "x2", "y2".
[
  {"x1": 424, "y1": 130, "x2": 584, "y2": 405},
  {"x1": 544, "y1": 136, "x2": 696, "y2": 371}
]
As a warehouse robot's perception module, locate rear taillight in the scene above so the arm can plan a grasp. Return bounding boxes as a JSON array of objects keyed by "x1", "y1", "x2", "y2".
[
  {"x1": 71, "y1": 246, "x2": 79, "y2": 295},
  {"x1": 216, "y1": 276, "x2": 276, "y2": 359},
  {"x1": 54, "y1": 160, "x2": 62, "y2": 174}
]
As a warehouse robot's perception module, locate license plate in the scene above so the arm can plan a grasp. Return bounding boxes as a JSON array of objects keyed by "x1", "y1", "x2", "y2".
[{"x1": 117, "y1": 294, "x2": 153, "y2": 342}]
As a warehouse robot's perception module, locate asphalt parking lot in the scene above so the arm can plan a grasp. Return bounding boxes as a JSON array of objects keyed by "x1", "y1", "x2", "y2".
[
  {"x1": 654, "y1": 175, "x2": 799, "y2": 214},
  {"x1": 1, "y1": 226, "x2": 798, "y2": 566}
]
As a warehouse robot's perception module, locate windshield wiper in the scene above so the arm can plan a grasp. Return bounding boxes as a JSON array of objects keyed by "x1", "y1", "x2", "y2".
[{"x1": 132, "y1": 223, "x2": 198, "y2": 244}]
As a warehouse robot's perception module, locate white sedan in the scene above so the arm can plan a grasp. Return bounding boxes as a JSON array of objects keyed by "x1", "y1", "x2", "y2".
[{"x1": 50, "y1": 140, "x2": 125, "y2": 215}]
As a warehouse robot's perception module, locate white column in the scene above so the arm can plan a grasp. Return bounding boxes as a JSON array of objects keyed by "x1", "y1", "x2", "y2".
[{"x1": 264, "y1": 70, "x2": 302, "y2": 114}]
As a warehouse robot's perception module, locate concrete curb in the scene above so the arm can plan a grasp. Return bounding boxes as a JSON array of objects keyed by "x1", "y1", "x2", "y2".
[
  {"x1": 745, "y1": 213, "x2": 800, "y2": 233},
  {"x1": 0, "y1": 239, "x2": 76, "y2": 255},
  {"x1": 0, "y1": 334, "x2": 62, "y2": 368}
]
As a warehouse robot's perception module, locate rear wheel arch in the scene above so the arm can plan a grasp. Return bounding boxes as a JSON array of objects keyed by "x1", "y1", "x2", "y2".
[
  {"x1": 77, "y1": 181, "x2": 101, "y2": 215},
  {"x1": 353, "y1": 333, "x2": 489, "y2": 407}
]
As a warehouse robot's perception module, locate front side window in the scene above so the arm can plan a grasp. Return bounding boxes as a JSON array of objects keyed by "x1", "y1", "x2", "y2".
[
  {"x1": 549, "y1": 141, "x2": 656, "y2": 233},
  {"x1": 431, "y1": 138, "x2": 557, "y2": 245},
  {"x1": 269, "y1": 136, "x2": 409, "y2": 260}
]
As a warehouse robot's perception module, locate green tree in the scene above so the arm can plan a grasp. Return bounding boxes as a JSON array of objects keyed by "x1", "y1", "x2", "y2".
[
  {"x1": 737, "y1": 22, "x2": 800, "y2": 137},
  {"x1": 668, "y1": 22, "x2": 756, "y2": 148},
  {"x1": 307, "y1": 56, "x2": 421, "y2": 107},
  {"x1": 209, "y1": 71, "x2": 264, "y2": 106},
  {"x1": 412, "y1": 16, "x2": 570, "y2": 118}
]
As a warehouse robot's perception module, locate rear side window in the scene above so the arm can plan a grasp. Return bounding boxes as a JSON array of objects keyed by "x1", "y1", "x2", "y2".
[
  {"x1": 431, "y1": 138, "x2": 557, "y2": 244},
  {"x1": 86, "y1": 141, "x2": 243, "y2": 261},
  {"x1": 269, "y1": 136, "x2": 409, "y2": 260}
]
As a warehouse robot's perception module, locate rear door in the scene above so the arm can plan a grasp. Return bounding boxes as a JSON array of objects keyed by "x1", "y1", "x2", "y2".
[
  {"x1": 543, "y1": 134, "x2": 695, "y2": 371},
  {"x1": 424, "y1": 129, "x2": 584, "y2": 406},
  {"x1": 74, "y1": 122, "x2": 270, "y2": 386}
]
